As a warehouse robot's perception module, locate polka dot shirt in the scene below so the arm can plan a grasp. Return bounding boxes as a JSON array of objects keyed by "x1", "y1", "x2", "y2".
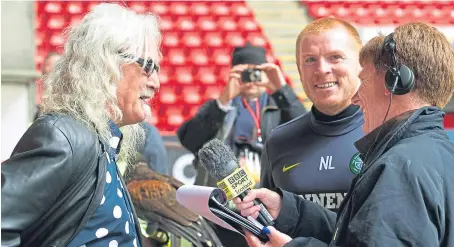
[{"x1": 67, "y1": 122, "x2": 140, "y2": 247}]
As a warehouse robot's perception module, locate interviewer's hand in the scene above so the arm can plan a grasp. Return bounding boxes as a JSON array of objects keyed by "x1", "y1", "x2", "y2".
[
  {"x1": 233, "y1": 188, "x2": 282, "y2": 219},
  {"x1": 245, "y1": 227, "x2": 292, "y2": 247}
]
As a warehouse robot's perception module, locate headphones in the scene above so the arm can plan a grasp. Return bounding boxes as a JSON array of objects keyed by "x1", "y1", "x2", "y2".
[{"x1": 382, "y1": 32, "x2": 415, "y2": 95}]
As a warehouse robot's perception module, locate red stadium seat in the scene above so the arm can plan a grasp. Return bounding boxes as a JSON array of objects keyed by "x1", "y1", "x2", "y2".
[
  {"x1": 211, "y1": 3, "x2": 231, "y2": 16},
  {"x1": 181, "y1": 33, "x2": 202, "y2": 48},
  {"x1": 196, "y1": 67, "x2": 218, "y2": 85},
  {"x1": 246, "y1": 33, "x2": 269, "y2": 48},
  {"x1": 189, "y1": 49, "x2": 209, "y2": 66},
  {"x1": 217, "y1": 17, "x2": 238, "y2": 32},
  {"x1": 166, "y1": 106, "x2": 185, "y2": 127},
  {"x1": 230, "y1": 3, "x2": 253, "y2": 17},
  {"x1": 204, "y1": 85, "x2": 223, "y2": 100},
  {"x1": 129, "y1": 2, "x2": 147, "y2": 13},
  {"x1": 44, "y1": 2, "x2": 63, "y2": 14},
  {"x1": 67, "y1": 2, "x2": 84, "y2": 14},
  {"x1": 225, "y1": 33, "x2": 246, "y2": 48},
  {"x1": 159, "y1": 16, "x2": 174, "y2": 31},
  {"x1": 158, "y1": 67, "x2": 170, "y2": 85},
  {"x1": 176, "y1": 17, "x2": 196, "y2": 32},
  {"x1": 195, "y1": 67, "x2": 218, "y2": 85},
  {"x1": 169, "y1": 2, "x2": 189, "y2": 16},
  {"x1": 188, "y1": 105, "x2": 200, "y2": 117},
  {"x1": 150, "y1": 2, "x2": 169, "y2": 16},
  {"x1": 197, "y1": 17, "x2": 217, "y2": 32},
  {"x1": 213, "y1": 50, "x2": 232, "y2": 66},
  {"x1": 49, "y1": 32, "x2": 66, "y2": 47},
  {"x1": 158, "y1": 87, "x2": 178, "y2": 104},
  {"x1": 174, "y1": 67, "x2": 193, "y2": 84},
  {"x1": 47, "y1": 15, "x2": 66, "y2": 30},
  {"x1": 190, "y1": 3, "x2": 210, "y2": 16},
  {"x1": 35, "y1": 49, "x2": 47, "y2": 70},
  {"x1": 203, "y1": 32, "x2": 224, "y2": 48},
  {"x1": 237, "y1": 18, "x2": 260, "y2": 32},
  {"x1": 162, "y1": 32, "x2": 179, "y2": 48},
  {"x1": 219, "y1": 67, "x2": 231, "y2": 79},
  {"x1": 182, "y1": 86, "x2": 202, "y2": 104},
  {"x1": 87, "y1": 2, "x2": 99, "y2": 12},
  {"x1": 69, "y1": 14, "x2": 84, "y2": 26},
  {"x1": 167, "y1": 49, "x2": 186, "y2": 66},
  {"x1": 35, "y1": 17, "x2": 42, "y2": 30},
  {"x1": 35, "y1": 31, "x2": 45, "y2": 48}
]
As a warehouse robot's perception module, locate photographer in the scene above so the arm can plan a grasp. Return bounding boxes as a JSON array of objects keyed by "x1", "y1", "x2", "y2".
[
  {"x1": 234, "y1": 22, "x2": 454, "y2": 247},
  {"x1": 177, "y1": 43, "x2": 306, "y2": 187},
  {"x1": 177, "y1": 43, "x2": 306, "y2": 247}
]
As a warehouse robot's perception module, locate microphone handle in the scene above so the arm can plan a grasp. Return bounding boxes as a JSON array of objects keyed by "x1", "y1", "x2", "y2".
[{"x1": 238, "y1": 190, "x2": 274, "y2": 227}]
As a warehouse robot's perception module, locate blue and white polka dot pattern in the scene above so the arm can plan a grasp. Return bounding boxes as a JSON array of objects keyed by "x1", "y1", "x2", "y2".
[{"x1": 67, "y1": 122, "x2": 140, "y2": 247}]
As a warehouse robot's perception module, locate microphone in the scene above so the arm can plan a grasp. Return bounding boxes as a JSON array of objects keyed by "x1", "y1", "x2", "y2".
[{"x1": 198, "y1": 139, "x2": 274, "y2": 227}]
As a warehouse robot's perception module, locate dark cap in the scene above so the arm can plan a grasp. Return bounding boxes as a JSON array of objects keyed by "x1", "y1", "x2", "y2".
[{"x1": 231, "y1": 42, "x2": 267, "y2": 66}]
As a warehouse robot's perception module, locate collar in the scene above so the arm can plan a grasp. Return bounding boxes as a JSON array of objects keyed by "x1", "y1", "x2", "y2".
[
  {"x1": 108, "y1": 120, "x2": 123, "y2": 157},
  {"x1": 309, "y1": 105, "x2": 364, "y2": 136},
  {"x1": 354, "y1": 106, "x2": 444, "y2": 165}
]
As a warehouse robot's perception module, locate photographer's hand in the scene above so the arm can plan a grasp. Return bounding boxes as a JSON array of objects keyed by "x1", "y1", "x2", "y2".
[
  {"x1": 218, "y1": 64, "x2": 250, "y2": 105},
  {"x1": 255, "y1": 63, "x2": 287, "y2": 94}
]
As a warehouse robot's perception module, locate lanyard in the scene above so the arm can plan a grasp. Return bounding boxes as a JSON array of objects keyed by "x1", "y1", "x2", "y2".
[{"x1": 242, "y1": 98, "x2": 262, "y2": 143}]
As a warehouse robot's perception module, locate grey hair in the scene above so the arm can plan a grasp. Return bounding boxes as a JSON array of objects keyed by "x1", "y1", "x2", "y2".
[{"x1": 41, "y1": 3, "x2": 161, "y2": 164}]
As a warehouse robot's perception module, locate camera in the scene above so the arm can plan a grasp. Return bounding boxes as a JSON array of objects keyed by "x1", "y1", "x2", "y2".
[{"x1": 241, "y1": 68, "x2": 262, "y2": 83}]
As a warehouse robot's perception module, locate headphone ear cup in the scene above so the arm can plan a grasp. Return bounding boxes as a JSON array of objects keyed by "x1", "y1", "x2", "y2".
[
  {"x1": 397, "y1": 64, "x2": 415, "y2": 94},
  {"x1": 385, "y1": 65, "x2": 415, "y2": 95}
]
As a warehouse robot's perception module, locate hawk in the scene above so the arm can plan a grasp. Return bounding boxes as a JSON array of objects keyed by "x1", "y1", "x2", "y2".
[{"x1": 124, "y1": 163, "x2": 223, "y2": 247}]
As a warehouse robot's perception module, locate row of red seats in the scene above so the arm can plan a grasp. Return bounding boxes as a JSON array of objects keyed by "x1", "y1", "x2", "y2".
[
  {"x1": 161, "y1": 32, "x2": 270, "y2": 49},
  {"x1": 301, "y1": 0, "x2": 454, "y2": 6},
  {"x1": 159, "y1": 16, "x2": 261, "y2": 32},
  {"x1": 37, "y1": 15, "x2": 262, "y2": 34},
  {"x1": 157, "y1": 85, "x2": 224, "y2": 105},
  {"x1": 38, "y1": 1, "x2": 252, "y2": 17},
  {"x1": 35, "y1": 1, "x2": 285, "y2": 133},
  {"x1": 303, "y1": 1, "x2": 454, "y2": 24},
  {"x1": 150, "y1": 104, "x2": 202, "y2": 130},
  {"x1": 35, "y1": 45, "x2": 277, "y2": 71},
  {"x1": 36, "y1": 30, "x2": 269, "y2": 50}
]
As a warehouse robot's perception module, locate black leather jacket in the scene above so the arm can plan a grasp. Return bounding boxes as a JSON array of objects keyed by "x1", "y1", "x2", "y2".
[{"x1": 1, "y1": 114, "x2": 143, "y2": 247}]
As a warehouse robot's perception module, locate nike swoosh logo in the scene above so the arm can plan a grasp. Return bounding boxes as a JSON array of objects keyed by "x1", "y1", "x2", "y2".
[{"x1": 282, "y1": 162, "x2": 301, "y2": 172}]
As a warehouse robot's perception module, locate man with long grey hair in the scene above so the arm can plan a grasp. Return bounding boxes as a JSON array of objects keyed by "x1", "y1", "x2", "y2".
[{"x1": 2, "y1": 3, "x2": 161, "y2": 247}]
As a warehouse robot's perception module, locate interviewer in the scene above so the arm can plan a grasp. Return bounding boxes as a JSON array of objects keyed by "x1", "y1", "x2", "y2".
[{"x1": 234, "y1": 22, "x2": 454, "y2": 247}]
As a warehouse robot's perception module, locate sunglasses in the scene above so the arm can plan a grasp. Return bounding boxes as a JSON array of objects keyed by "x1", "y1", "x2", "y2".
[{"x1": 121, "y1": 54, "x2": 159, "y2": 77}]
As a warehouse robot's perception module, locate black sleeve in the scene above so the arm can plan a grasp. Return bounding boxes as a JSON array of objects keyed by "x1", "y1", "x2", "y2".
[
  {"x1": 1, "y1": 122, "x2": 74, "y2": 247},
  {"x1": 284, "y1": 237, "x2": 329, "y2": 247},
  {"x1": 274, "y1": 189, "x2": 337, "y2": 244},
  {"x1": 259, "y1": 140, "x2": 276, "y2": 189},
  {"x1": 270, "y1": 85, "x2": 307, "y2": 123},
  {"x1": 341, "y1": 162, "x2": 442, "y2": 247},
  {"x1": 177, "y1": 100, "x2": 228, "y2": 154}
]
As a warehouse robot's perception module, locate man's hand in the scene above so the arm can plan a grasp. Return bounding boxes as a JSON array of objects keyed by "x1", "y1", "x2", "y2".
[
  {"x1": 255, "y1": 63, "x2": 287, "y2": 93},
  {"x1": 233, "y1": 188, "x2": 282, "y2": 219},
  {"x1": 244, "y1": 227, "x2": 292, "y2": 247},
  {"x1": 218, "y1": 64, "x2": 250, "y2": 105}
]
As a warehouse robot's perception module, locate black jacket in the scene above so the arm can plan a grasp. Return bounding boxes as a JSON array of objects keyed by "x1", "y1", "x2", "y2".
[
  {"x1": 1, "y1": 114, "x2": 143, "y2": 247},
  {"x1": 274, "y1": 107, "x2": 454, "y2": 247},
  {"x1": 177, "y1": 85, "x2": 306, "y2": 186}
]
